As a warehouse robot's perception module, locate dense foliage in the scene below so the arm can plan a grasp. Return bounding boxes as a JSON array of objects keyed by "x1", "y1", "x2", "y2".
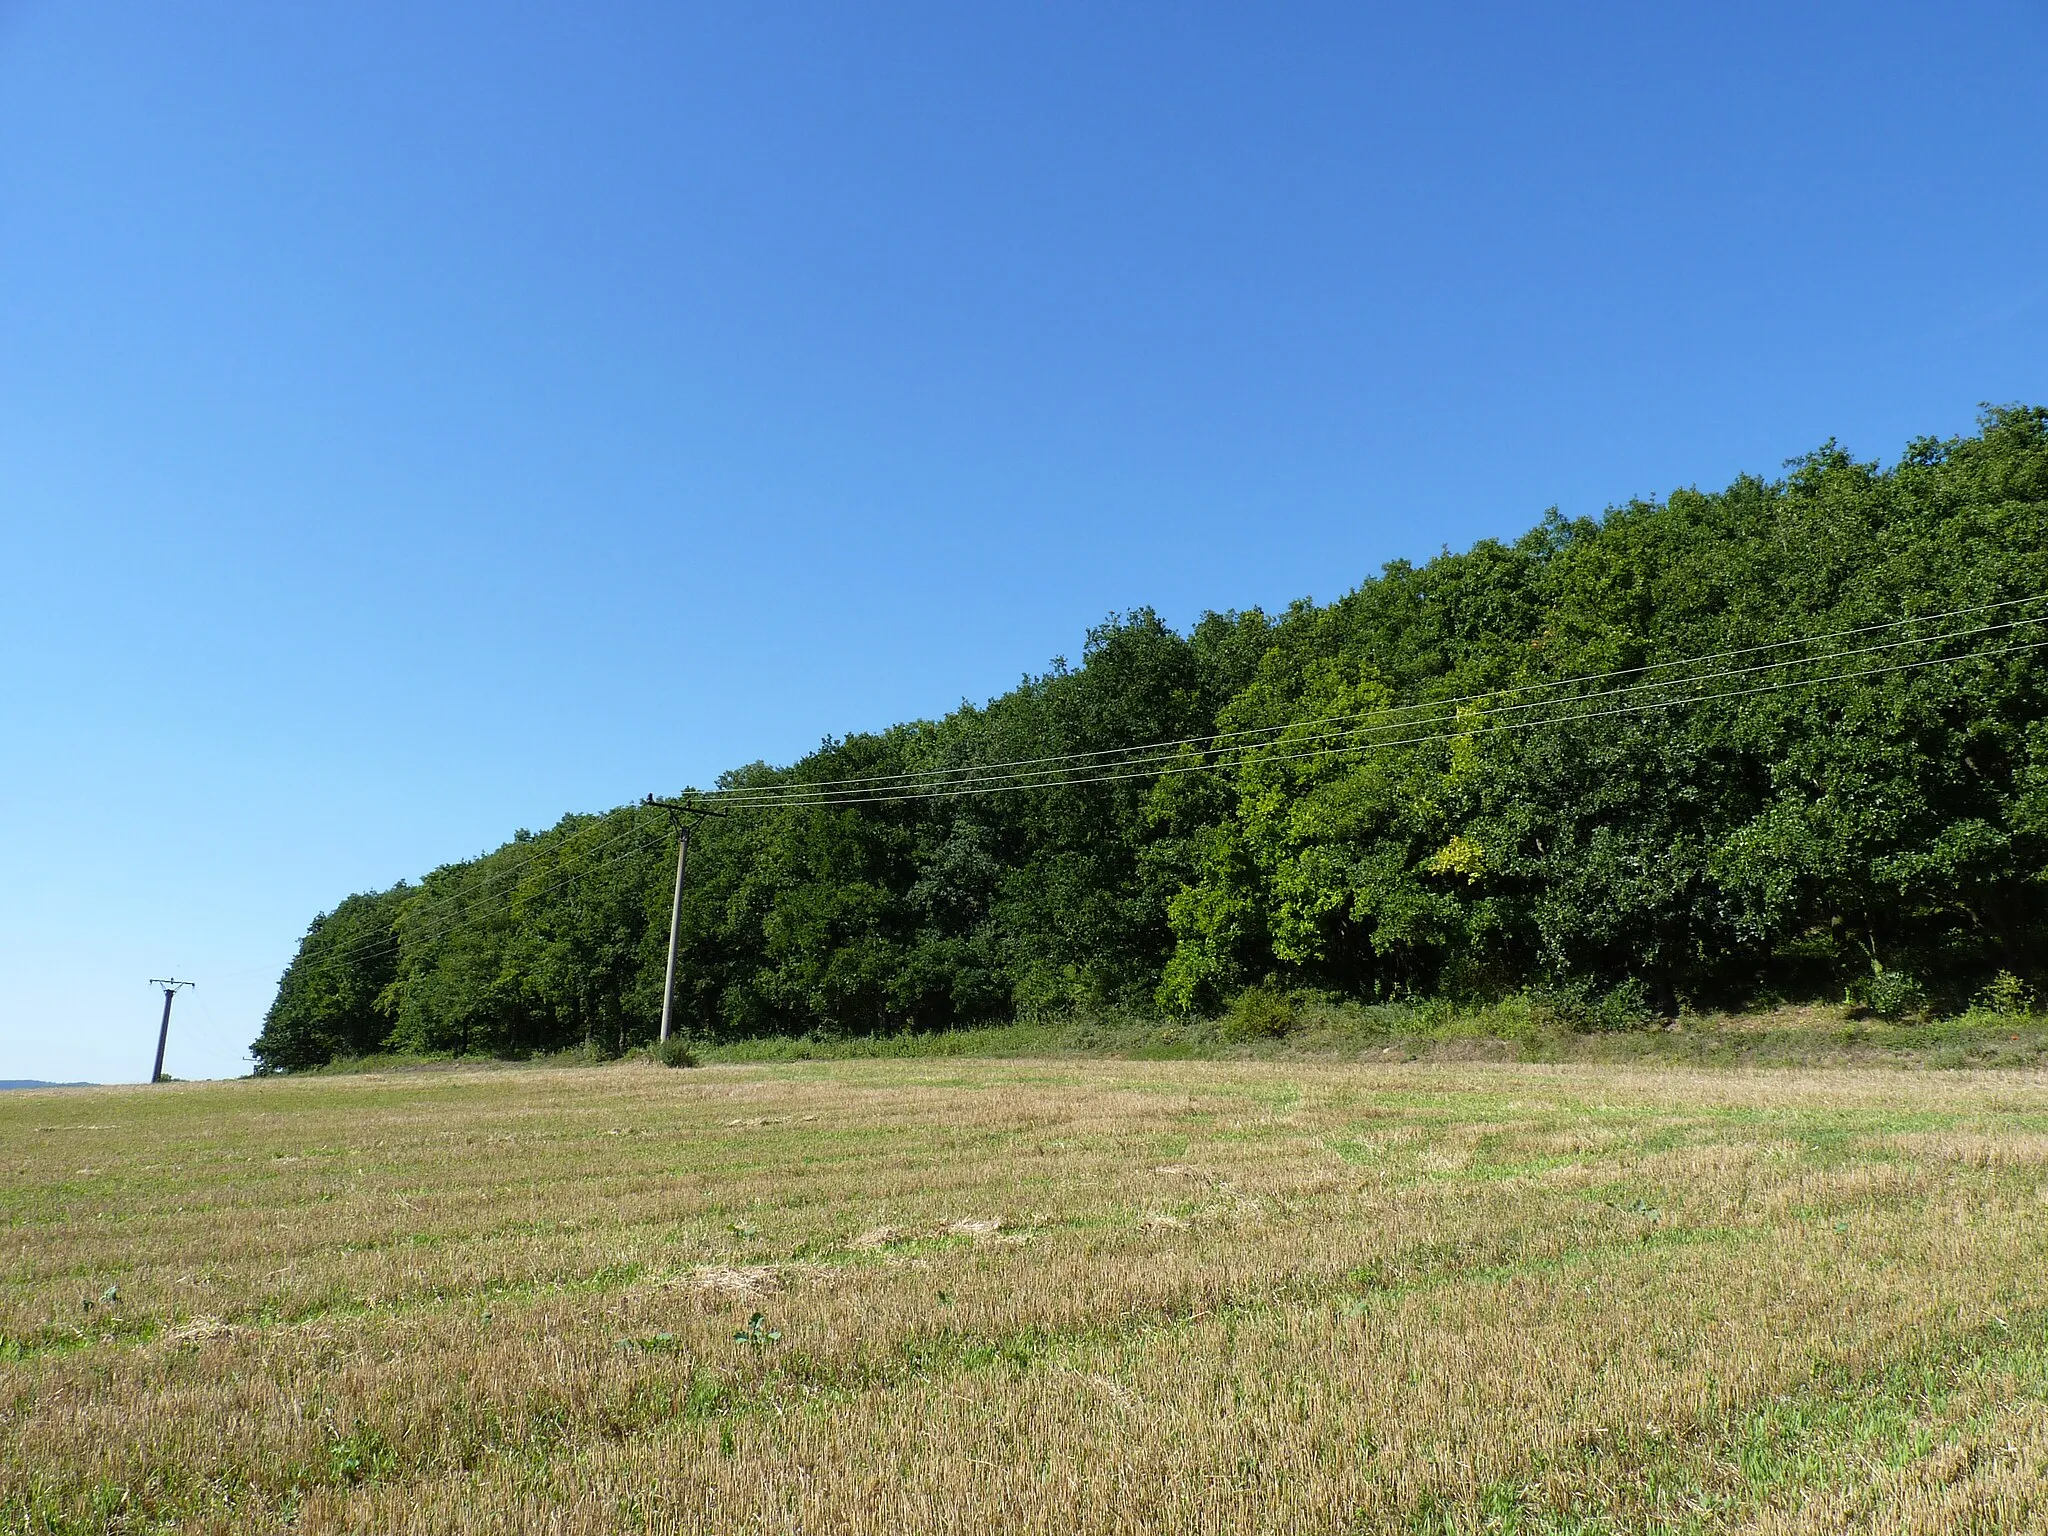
[{"x1": 254, "y1": 409, "x2": 2048, "y2": 1071}]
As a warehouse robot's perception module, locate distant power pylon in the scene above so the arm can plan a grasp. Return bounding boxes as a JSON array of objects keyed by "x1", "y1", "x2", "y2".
[{"x1": 149, "y1": 979, "x2": 194, "y2": 1084}]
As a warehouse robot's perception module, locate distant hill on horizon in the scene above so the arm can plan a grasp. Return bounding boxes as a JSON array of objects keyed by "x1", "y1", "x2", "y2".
[{"x1": 0, "y1": 1080, "x2": 95, "y2": 1090}]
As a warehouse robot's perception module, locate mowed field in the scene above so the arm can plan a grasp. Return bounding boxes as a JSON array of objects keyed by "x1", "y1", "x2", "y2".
[{"x1": 8, "y1": 1058, "x2": 2048, "y2": 1534}]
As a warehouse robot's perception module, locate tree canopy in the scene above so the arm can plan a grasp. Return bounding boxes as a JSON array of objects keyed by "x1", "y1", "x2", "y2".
[{"x1": 254, "y1": 407, "x2": 2048, "y2": 1070}]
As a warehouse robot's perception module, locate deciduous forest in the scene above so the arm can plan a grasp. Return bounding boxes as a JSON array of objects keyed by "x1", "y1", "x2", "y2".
[{"x1": 253, "y1": 408, "x2": 2048, "y2": 1071}]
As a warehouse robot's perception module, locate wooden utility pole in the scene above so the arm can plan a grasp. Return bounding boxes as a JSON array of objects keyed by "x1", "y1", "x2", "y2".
[
  {"x1": 148, "y1": 979, "x2": 194, "y2": 1083},
  {"x1": 659, "y1": 820, "x2": 690, "y2": 1043},
  {"x1": 642, "y1": 797, "x2": 724, "y2": 1044}
]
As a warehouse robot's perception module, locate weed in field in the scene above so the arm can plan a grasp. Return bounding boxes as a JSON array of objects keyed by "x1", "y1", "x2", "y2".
[
  {"x1": 1978, "y1": 970, "x2": 2039, "y2": 1017},
  {"x1": 651, "y1": 1037, "x2": 699, "y2": 1069},
  {"x1": 682, "y1": 1371, "x2": 730, "y2": 1421},
  {"x1": 1218, "y1": 984, "x2": 1296, "y2": 1042},
  {"x1": 618, "y1": 1332, "x2": 684, "y2": 1354},
  {"x1": 1529, "y1": 977, "x2": 1657, "y2": 1033},
  {"x1": 326, "y1": 1424, "x2": 394, "y2": 1487},
  {"x1": 1857, "y1": 966, "x2": 1928, "y2": 1022}
]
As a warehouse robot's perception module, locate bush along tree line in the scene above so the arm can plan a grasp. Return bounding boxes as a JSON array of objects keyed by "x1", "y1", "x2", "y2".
[{"x1": 252, "y1": 408, "x2": 2048, "y2": 1072}]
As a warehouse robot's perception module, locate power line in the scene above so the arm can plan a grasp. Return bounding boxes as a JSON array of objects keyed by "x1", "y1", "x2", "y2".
[
  {"x1": 208, "y1": 823, "x2": 644, "y2": 984},
  {"x1": 704, "y1": 632, "x2": 2048, "y2": 809},
  {"x1": 267, "y1": 609, "x2": 2046, "y2": 987},
  {"x1": 693, "y1": 592, "x2": 2048, "y2": 800},
  {"x1": 699, "y1": 612, "x2": 2048, "y2": 808},
  {"x1": 299, "y1": 813, "x2": 669, "y2": 974},
  {"x1": 287, "y1": 820, "x2": 645, "y2": 974},
  {"x1": 699, "y1": 604, "x2": 2046, "y2": 805},
  {"x1": 320, "y1": 822, "x2": 667, "y2": 973}
]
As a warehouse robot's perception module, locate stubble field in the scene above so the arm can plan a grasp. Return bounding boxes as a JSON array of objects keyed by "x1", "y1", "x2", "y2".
[{"x1": 7, "y1": 1055, "x2": 2048, "y2": 1533}]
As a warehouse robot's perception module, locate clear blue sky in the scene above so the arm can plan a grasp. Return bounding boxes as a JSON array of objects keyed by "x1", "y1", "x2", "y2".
[{"x1": 3, "y1": 2, "x2": 2044, "y2": 1083}]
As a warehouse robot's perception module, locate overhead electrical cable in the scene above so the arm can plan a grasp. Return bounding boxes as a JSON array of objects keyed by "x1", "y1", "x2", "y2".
[
  {"x1": 698, "y1": 603, "x2": 2047, "y2": 805},
  {"x1": 283, "y1": 608, "x2": 2047, "y2": 976},
  {"x1": 299, "y1": 823, "x2": 664, "y2": 976},
  {"x1": 303, "y1": 812, "x2": 669, "y2": 974},
  {"x1": 697, "y1": 610, "x2": 2048, "y2": 808},
  {"x1": 311, "y1": 625, "x2": 2048, "y2": 971},
  {"x1": 700, "y1": 633, "x2": 2048, "y2": 810},
  {"x1": 690, "y1": 593, "x2": 2047, "y2": 801},
  {"x1": 305, "y1": 827, "x2": 670, "y2": 977}
]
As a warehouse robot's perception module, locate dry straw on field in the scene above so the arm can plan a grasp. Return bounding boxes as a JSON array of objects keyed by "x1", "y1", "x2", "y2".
[{"x1": 7, "y1": 1056, "x2": 2048, "y2": 1532}]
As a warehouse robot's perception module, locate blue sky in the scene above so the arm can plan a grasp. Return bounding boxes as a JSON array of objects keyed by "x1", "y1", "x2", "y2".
[{"x1": 3, "y1": 2, "x2": 2044, "y2": 1083}]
